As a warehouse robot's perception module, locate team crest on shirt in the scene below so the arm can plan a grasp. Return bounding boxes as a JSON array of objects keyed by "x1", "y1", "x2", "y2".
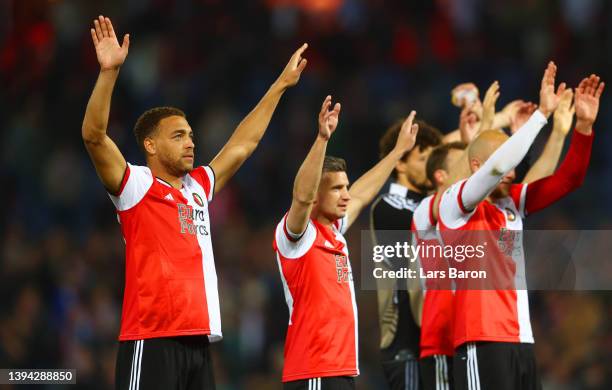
[
  {"x1": 335, "y1": 254, "x2": 352, "y2": 283},
  {"x1": 505, "y1": 208, "x2": 516, "y2": 222},
  {"x1": 192, "y1": 193, "x2": 204, "y2": 207}
]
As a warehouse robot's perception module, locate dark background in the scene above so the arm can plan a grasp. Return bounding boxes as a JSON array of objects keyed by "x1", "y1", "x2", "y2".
[{"x1": 1, "y1": 0, "x2": 611, "y2": 389}]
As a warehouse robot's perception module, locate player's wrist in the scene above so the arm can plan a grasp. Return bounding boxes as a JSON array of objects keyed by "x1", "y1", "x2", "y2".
[
  {"x1": 316, "y1": 132, "x2": 330, "y2": 142},
  {"x1": 390, "y1": 147, "x2": 407, "y2": 160},
  {"x1": 537, "y1": 107, "x2": 552, "y2": 119},
  {"x1": 100, "y1": 67, "x2": 121, "y2": 76},
  {"x1": 552, "y1": 124, "x2": 570, "y2": 136},
  {"x1": 575, "y1": 118, "x2": 593, "y2": 135},
  {"x1": 271, "y1": 78, "x2": 290, "y2": 93}
]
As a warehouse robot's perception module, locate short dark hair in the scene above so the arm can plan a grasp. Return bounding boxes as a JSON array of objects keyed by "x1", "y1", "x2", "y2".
[
  {"x1": 425, "y1": 141, "x2": 467, "y2": 185},
  {"x1": 322, "y1": 156, "x2": 347, "y2": 173},
  {"x1": 378, "y1": 119, "x2": 443, "y2": 179},
  {"x1": 133, "y1": 106, "x2": 186, "y2": 152}
]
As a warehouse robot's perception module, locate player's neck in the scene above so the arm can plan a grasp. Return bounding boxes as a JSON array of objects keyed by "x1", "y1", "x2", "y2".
[
  {"x1": 149, "y1": 163, "x2": 183, "y2": 189},
  {"x1": 311, "y1": 210, "x2": 335, "y2": 227},
  {"x1": 395, "y1": 176, "x2": 422, "y2": 194}
]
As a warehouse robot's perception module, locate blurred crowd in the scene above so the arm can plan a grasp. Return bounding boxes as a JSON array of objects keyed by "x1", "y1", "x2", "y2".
[{"x1": 1, "y1": 0, "x2": 612, "y2": 389}]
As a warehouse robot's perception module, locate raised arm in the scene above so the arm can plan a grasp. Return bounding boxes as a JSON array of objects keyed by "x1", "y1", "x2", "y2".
[
  {"x1": 82, "y1": 15, "x2": 130, "y2": 194},
  {"x1": 478, "y1": 81, "x2": 499, "y2": 134},
  {"x1": 286, "y1": 96, "x2": 341, "y2": 235},
  {"x1": 459, "y1": 62, "x2": 566, "y2": 210},
  {"x1": 524, "y1": 74, "x2": 604, "y2": 215},
  {"x1": 442, "y1": 82, "x2": 500, "y2": 189},
  {"x1": 346, "y1": 111, "x2": 419, "y2": 228},
  {"x1": 523, "y1": 89, "x2": 574, "y2": 183},
  {"x1": 209, "y1": 44, "x2": 308, "y2": 193}
]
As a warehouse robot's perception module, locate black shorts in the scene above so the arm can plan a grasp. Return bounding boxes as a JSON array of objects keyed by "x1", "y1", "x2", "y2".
[
  {"x1": 283, "y1": 376, "x2": 355, "y2": 390},
  {"x1": 115, "y1": 336, "x2": 215, "y2": 390},
  {"x1": 420, "y1": 355, "x2": 453, "y2": 390},
  {"x1": 453, "y1": 342, "x2": 541, "y2": 390},
  {"x1": 382, "y1": 358, "x2": 421, "y2": 390}
]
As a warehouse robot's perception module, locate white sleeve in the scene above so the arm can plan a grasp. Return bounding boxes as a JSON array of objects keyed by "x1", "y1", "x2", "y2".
[
  {"x1": 438, "y1": 180, "x2": 475, "y2": 229},
  {"x1": 275, "y1": 214, "x2": 317, "y2": 259},
  {"x1": 108, "y1": 163, "x2": 154, "y2": 211},
  {"x1": 461, "y1": 110, "x2": 547, "y2": 211}
]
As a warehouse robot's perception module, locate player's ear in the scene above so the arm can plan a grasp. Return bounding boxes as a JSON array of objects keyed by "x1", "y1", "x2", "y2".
[
  {"x1": 144, "y1": 137, "x2": 156, "y2": 155},
  {"x1": 433, "y1": 169, "x2": 446, "y2": 187},
  {"x1": 469, "y1": 157, "x2": 481, "y2": 173}
]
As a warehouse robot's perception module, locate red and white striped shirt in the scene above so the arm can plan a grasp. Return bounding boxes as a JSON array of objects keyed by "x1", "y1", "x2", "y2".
[
  {"x1": 412, "y1": 194, "x2": 454, "y2": 358},
  {"x1": 273, "y1": 214, "x2": 359, "y2": 382},
  {"x1": 438, "y1": 180, "x2": 532, "y2": 348},
  {"x1": 438, "y1": 128, "x2": 594, "y2": 348},
  {"x1": 109, "y1": 163, "x2": 221, "y2": 341}
]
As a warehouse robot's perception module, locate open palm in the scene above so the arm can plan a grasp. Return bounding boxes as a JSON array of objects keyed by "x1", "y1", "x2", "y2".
[
  {"x1": 91, "y1": 15, "x2": 129, "y2": 71},
  {"x1": 575, "y1": 75, "x2": 604, "y2": 125},
  {"x1": 395, "y1": 110, "x2": 419, "y2": 153},
  {"x1": 318, "y1": 95, "x2": 341, "y2": 140},
  {"x1": 539, "y1": 61, "x2": 566, "y2": 117}
]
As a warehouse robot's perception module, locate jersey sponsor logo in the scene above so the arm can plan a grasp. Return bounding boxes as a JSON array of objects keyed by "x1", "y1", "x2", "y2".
[
  {"x1": 177, "y1": 203, "x2": 209, "y2": 236},
  {"x1": 164, "y1": 193, "x2": 174, "y2": 201},
  {"x1": 192, "y1": 193, "x2": 204, "y2": 207},
  {"x1": 335, "y1": 254, "x2": 352, "y2": 283}
]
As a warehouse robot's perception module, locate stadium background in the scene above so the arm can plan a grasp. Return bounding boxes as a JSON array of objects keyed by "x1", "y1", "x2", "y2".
[{"x1": 1, "y1": 0, "x2": 611, "y2": 388}]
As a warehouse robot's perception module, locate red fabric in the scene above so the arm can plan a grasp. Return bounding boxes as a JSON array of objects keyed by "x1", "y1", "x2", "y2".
[
  {"x1": 412, "y1": 196, "x2": 454, "y2": 358},
  {"x1": 457, "y1": 180, "x2": 471, "y2": 213},
  {"x1": 116, "y1": 165, "x2": 131, "y2": 196},
  {"x1": 118, "y1": 181, "x2": 210, "y2": 340},
  {"x1": 188, "y1": 166, "x2": 214, "y2": 200},
  {"x1": 438, "y1": 183, "x2": 531, "y2": 347},
  {"x1": 273, "y1": 219, "x2": 358, "y2": 382},
  {"x1": 525, "y1": 130, "x2": 594, "y2": 215},
  {"x1": 115, "y1": 166, "x2": 219, "y2": 341}
]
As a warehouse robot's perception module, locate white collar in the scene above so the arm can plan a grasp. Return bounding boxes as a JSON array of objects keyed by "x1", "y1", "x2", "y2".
[{"x1": 388, "y1": 182, "x2": 408, "y2": 197}]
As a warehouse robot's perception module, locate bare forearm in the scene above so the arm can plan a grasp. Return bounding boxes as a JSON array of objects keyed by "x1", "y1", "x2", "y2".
[
  {"x1": 82, "y1": 69, "x2": 119, "y2": 141},
  {"x1": 492, "y1": 111, "x2": 511, "y2": 129},
  {"x1": 350, "y1": 149, "x2": 403, "y2": 206},
  {"x1": 523, "y1": 129, "x2": 566, "y2": 183},
  {"x1": 224, "y1": 81, "x2": 286, "y2": 153},
  {"x1": 287, "y1": 136, "x2": 328, "y2": 234},
  {"x1": 293, "y1": 136, "x2": 328, "y2": 204}
]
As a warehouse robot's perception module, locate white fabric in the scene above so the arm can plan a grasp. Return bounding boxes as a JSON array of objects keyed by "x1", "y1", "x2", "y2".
[
  {"x1": 183, "y1": 173, "x2": 222, "y2": 341},
  {"x1": 109, "y1": 163, "x2": 154, "y2": 211},
  {"x1": 461, "y1": 110, "x2": 547, "y2": 211},
  {"x1": 202, "y1": 166, "x2": 215, "y2": 201},
  {"x1": 275, "y1": 216, "x2": 317, "y2": 259}
]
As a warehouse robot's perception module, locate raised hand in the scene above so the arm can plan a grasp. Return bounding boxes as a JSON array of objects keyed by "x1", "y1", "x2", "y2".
[
  {"x1": 459, "y1": 103, "x2": 479, "y2": 143},
  {"x1": 498, "y1": 99, "x2": 525, "y2": 128},
  {"x1": 451, "y1": 83, "x2": 480, "y2": 108},
  {"x1": 539, "y1": 61, "x2": 567, "y2": 118},
  {"x1": 479, "y1": 81, "x2": 500, "y2": 132},
  {"x1": 575, "y1": 74, "x2": 605, "y2": 134},
  {"x1": 394, "y1": 111, "x2": 419, "y2": 154},
  {"x1": 510, "y1": 101, "x2": 538, "y2": 134},
  {"x1": 276, "y1": 43, "x2": 308, "y2": 90},
  {"x1": 318, "y1": 95, "x2": 341, "y2": 140},
  {"x1": 552, "y1": 89, "x2": 575, "y2": 135},
  {"x1": 90, "y1": 15, "x2": 129, "y2": 71}
]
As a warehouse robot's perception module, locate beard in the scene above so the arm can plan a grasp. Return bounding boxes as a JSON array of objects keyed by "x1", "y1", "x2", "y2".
[
  {"x1": 160, "y1": 155, "x2": 193, "y2": 177},
  {"x1": 408, "y1": 174, "x2": 433, "y2": 194}
]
